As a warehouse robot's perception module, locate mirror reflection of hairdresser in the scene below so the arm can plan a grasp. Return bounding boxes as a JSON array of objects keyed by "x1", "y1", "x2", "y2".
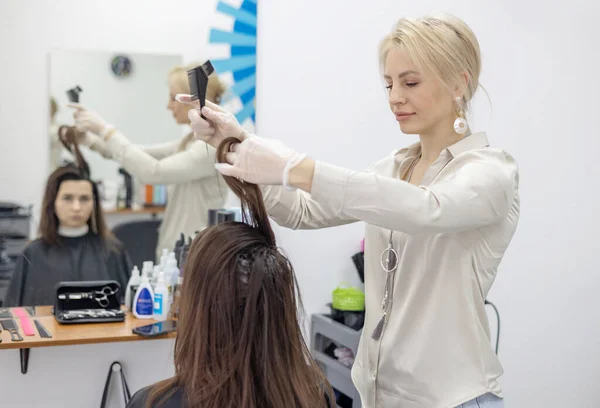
[
  {"x1": 186, "y1": 14, "x2": 520, "y2": 408},
  {"x1": 3, "y1": 160, "x2": 132, "y2": 307},
  {"x1": 68, "y1": 64, "x2": 228, "y2": 260},
  {"x1": 48, "y1": 96, "x2": 71, "y2": 171}
]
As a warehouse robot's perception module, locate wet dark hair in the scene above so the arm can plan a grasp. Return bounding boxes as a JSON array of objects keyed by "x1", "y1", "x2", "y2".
[{"x1": 58, "y1": 125, "x2": 90, "y2": 178}]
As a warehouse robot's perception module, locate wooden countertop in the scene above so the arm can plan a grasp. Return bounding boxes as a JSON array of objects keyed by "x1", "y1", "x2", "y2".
[{"x1": 0, "y1": 306, "x2": 175, "y2": 350}]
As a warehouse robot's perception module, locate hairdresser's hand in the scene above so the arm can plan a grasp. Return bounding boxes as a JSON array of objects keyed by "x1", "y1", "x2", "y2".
[
  {"x1": 175, "y1": 94, "x2": 247, "y2": 148},
  {"x1": 68, "y1": 103, "x2": 110, "y2": 136},
  {"x1": 215, "y1": 137, "x2": 306, "y2": 188}
]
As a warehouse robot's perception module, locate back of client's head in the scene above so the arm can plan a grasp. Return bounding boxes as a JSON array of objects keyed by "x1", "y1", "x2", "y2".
[{"x1": 147, "y1": 138, "x2": 332, "y2": 408}]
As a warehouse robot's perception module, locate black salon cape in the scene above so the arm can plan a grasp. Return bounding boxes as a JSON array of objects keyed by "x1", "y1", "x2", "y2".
[
  {"x1": 3, "y1": 233, "x2": 132, "y2": 307},
  {"x1": 127, "y1": 385, "x2": 185, "y2": 408},
  {"x1": 126, "y1": 384, "x2": 335, "y2": 408}
]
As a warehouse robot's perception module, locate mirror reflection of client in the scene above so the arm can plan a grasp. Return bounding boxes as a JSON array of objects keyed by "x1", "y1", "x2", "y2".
[
  {"x1": 3, "y1": 132, "x2": 132, "y2": 307},
  {"x1": 67, "y1": 64, "x2": 228, "y2": 259},
  {"x1": 125, "y1": 139, "x2": 334, "y2": 408}
]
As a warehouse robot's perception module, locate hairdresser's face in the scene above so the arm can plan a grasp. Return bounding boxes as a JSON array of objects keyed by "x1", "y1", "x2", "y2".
[
  {"x1": 168, "y1": 84, "x2": 192, "y2": 125},
  {"x1": 384, "y1": 47, "x2": 455, "y2": 135},
  {"x1": 55, "y1": 180, "x2": 94, "y2": 228}
]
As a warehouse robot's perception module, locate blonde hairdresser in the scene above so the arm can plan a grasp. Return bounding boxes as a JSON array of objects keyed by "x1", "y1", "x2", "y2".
[{"x1": 186, "y1": 14, "x2": 519, "y2": 408}]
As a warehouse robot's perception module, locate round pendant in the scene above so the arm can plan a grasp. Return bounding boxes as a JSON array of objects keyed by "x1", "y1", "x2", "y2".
[{"x1": 380, "y1": 247, "x2": 398, "y2": 273}]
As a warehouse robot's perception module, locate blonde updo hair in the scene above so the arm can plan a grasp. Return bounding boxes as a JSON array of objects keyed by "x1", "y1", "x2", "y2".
[
  {"x1": 168, "y1": 63, "x2": 227, "y2": 105},
  {"x1": 379, "y1": 14, "x2": 482, "y2": 115}
]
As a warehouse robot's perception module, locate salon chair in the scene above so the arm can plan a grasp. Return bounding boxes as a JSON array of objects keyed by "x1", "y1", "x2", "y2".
[
  {"x1": 112, "y1": 219, "x2": 161, "y2": 268},
  {"x1": 0, "y1": 202, "x2": 31, "y2": 306},
  {"x1": 0, "y1": 237, "x2": 16, "y2": 306}
]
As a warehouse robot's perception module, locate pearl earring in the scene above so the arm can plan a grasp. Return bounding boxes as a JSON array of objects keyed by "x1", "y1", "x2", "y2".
[{"x1": 453, "y1": 96, "x2": 468, "y2": 135}]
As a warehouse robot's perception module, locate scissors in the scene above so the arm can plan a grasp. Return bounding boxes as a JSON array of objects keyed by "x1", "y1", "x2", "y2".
[{"x1": 58, "y1": 286, "x2": 119, "y2": 308}]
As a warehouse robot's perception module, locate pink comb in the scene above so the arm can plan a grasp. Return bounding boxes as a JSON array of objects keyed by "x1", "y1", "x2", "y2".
[
  {"x1": 13, "y1": 308, "x2": 35, "y2": 336},
  {"x1": 12, "y1": 308, "x2": 28, "y2": 318}
]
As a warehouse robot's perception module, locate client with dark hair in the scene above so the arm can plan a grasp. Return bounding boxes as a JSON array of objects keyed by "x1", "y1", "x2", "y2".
[
  {"x1": 3, "y1": 128, "x2": 131, "y2": 306},
  {"x1": 126, "y1": 137, "x2": 334, "y2": 408}
]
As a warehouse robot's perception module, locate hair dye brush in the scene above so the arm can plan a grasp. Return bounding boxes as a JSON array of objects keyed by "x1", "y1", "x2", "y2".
[
  {"x1": 66, "y1": 85, "x2": 83, "y2": 103},
  {"x1": 187, "y1": 61, "x2": 214, "y2": 119}
]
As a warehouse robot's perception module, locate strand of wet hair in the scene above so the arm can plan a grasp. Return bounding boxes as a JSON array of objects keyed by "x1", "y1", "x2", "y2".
[
  {"x1": 215, "y1": 137, "x2": 276, "y2": 247},
  {"x1": 58, "y1": 125, "x2": 91, "y2": 178}
]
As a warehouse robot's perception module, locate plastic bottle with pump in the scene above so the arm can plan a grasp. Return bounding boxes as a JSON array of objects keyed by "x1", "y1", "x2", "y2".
[
  {"x1": 124, "y1": 266, "x2": 141, "y2": 310},
  {"x1": 133, "y1": 261, "x2": 155, "y2": 319},
  {"x1": 160, "y1": 248, "x2": 168, "y2": 267},
  {"x1": 152, "y1": 265, "x2": 161, "y2": 289},
  {"x1": 145, "y1": 261, "x2": 154, "y2": 284},
  {"x1": 152, "y1": 248, "x2": 168, "y2": 289},
  {"x1": 153, "y1": 271, "x2": 169, "y2": 321}
]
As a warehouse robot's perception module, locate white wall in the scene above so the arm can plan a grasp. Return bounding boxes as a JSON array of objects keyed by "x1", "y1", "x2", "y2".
[
  {"x1": 0, "y1": 339, "x2": 175, "y2": 408},
  {"x1": 50, "y1": 50, "x2": 183, "y2": 185},
  {"x1": 1, "y1": 0, "x2": 599, "y2": 407},
  {"x1": 257, "y1": 1, "x2": 600, "y2": 407}
]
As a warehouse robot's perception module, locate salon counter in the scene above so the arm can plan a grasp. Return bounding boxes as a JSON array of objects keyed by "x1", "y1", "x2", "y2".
[
  {"x1": 0, "y1": 306, "x2": 175, "y2": 408},
  {"x1": 0, "y1": 306, "x2": 175, "y2": 350}
]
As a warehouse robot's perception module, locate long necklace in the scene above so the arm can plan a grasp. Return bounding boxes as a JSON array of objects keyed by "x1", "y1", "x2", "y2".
[{"x1": 371, "y1": 154, "x2": 420, "y2": 341}]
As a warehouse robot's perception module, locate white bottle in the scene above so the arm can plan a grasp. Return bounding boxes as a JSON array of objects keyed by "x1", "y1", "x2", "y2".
[
  {"x1": 143, "y1": 260, "x2": 154, "y2": 283},
  {"x1": 124, "y1": 266, "x2": 142, "y2": 310},
  {"x1": 167, "y1": 251, "x2": 177, "y2": 266},
  {"x1": 168, "y1": 253, "x2": 180, "y2": 283},
  {"x1": 152, "y1": 265, "x2": 162, "y2": 289},
  {"x1": 153, "y1": 249, "x2": 168, "y2": 287},
  {"x1": 160, "y1": 249, "x2": 169, "y2": 269},
  {"x1": 153, "y1": 271, "x2": 170, "y2": 321},
  {"x1": 133, "y1": 265, "x2": 154, "y2": 319}
]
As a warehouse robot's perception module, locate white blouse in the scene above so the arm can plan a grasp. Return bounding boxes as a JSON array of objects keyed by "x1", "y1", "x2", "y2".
[
  {"x1": 263, "y1": 132, "x2": 520, "y2": 408},
  {"x1": 89, "y1": 133, "x2": 227, "y2": 259}
]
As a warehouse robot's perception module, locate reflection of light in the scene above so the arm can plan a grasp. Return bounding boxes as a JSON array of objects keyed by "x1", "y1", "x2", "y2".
[{"x1": 209, "y1": 0, "x2": 257, "y2": 126}]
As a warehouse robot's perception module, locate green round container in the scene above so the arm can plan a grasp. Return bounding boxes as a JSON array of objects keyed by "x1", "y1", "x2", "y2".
[{"x1": 332, "y1": 283, "x2": 365, "y2": 311}]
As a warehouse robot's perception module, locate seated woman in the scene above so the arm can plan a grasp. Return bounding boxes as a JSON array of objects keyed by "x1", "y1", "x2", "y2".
[
  {"x1": 3, "y1": 131, "x2": 131, "y2": 306},
  {"x1": 127, "y1": 138, "x2": 333, "y2": 408}
]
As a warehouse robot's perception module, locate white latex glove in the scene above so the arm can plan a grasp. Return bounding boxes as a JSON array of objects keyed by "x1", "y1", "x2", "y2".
[
  {"x1": 175, "y1": 94, "x2": 248, "y2": 148},
  {"x1": 67, "y1": 103, "x2": 110, "y2": 136},
  {"x1": 80, "y1": 131, "x2": 103, "y2": 148},
  {"x1": 215, "y1": 137, "x2": 306, "y2": 188}
]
